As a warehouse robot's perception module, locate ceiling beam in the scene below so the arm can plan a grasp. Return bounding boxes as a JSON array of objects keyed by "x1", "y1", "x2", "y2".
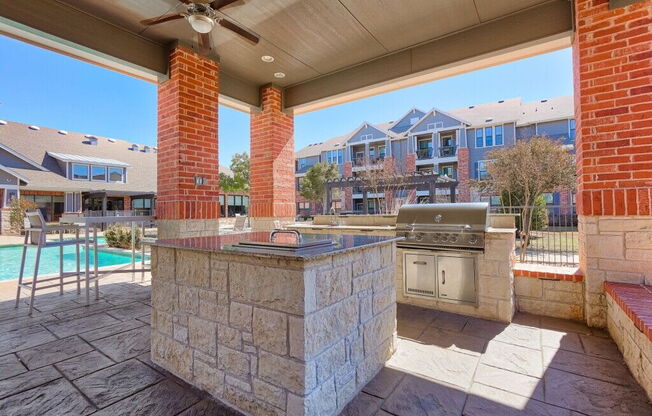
[
  {"x1": 0, "y1": 0, "x2": 260, "y2": 111},
  {"x1": 284, "y1": 0, "x2": 573, "y2": 114}
]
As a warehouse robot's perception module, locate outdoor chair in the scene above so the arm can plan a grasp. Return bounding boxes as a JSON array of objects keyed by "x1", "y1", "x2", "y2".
[
  {"x1": 233, "y1": 215, "x2": 247, "y2": 232},
  {"x1": 15, "y1": 211, "x2": 85, "y2": 315}
]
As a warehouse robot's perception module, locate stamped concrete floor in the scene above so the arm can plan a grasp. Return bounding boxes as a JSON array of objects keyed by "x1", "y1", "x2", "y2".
[{"x1": 0, "y1": 275, "x2": 650, "y2": 416}]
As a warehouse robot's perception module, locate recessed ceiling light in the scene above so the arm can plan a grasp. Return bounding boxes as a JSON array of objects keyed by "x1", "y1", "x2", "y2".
[
  {"x1": 274, "y1": 72, "x2": 286, "y2": 78},
  {"x1": 261, "y1": 55, "x2": 274, "y2": 63}
]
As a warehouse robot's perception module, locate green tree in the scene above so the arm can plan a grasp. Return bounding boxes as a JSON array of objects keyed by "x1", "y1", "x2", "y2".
[
  {"x1": 470, "y1": 136, "x2": 575, "y2": 261},
  {"x1": 219, "y1": 152, "x2": 250, "y2": 193},
  {"x1": 299, "y1": 162, "x2": 339, "y2": 214}
]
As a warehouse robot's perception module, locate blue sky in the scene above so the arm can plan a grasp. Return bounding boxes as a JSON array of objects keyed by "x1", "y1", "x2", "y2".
[{"x1": 0, "y1": 35, "x2": 572, "y2": 167}]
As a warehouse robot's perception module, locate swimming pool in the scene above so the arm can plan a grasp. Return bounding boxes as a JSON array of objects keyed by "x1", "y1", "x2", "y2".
[{"x1": 0, "y1": 239, "x2": 148, "y2": 281}]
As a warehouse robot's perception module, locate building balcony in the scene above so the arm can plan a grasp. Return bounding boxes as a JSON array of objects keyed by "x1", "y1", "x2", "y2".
[
  {"x1": 416, "y1": 148, "x2": 433, "y2": 160},
  {"x1": 439, "y1": 146, "x2": 457, "y2": 157}
]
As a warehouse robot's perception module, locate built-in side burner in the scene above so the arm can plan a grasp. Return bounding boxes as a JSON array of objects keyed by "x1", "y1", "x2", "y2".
[{"x1": 230, "y1": 229, "x2": 336, "y2": 255}]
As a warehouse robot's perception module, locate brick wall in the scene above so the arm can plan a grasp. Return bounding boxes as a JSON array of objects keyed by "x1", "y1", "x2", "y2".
[
  {"x1": 457, "y1": 147, "x2": 470, "y2": 202},
  {"x1": 574, "y1": 0, "x2": 652, "y2": 217},
  {"x1": 343, "y1": 161, "x2": 353, "y2": 211},
  {"x1": 156, "y1": 45, "x2": 220, "y2": 221},
  {"x1": 574, "y1": 0, "x2": 652, "y2": 327},
  {"x1": 250, "y1": 85, "x2": 295, "y2": 222}
]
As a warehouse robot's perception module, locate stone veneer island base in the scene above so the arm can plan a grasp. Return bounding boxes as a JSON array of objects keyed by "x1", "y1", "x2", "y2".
[{"x1": 150, "y1": 232, "x2": 399, "y2": 416}]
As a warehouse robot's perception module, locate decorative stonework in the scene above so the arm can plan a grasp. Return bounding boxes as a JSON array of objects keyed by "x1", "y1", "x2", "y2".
[
  {"x1": 580, "y1": 216, "x2": 652, "y2": 327},
  {"x1": 515, "y1": 277, "x2": 584, "y2": 321},
  {"x1": 150, "y1": 242, "x2": 397, "y2": 416}
]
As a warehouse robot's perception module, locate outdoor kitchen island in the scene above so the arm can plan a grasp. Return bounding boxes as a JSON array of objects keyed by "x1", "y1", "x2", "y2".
[{"x1": 149, "y1": 231, "x2": 401, "y2": 416}]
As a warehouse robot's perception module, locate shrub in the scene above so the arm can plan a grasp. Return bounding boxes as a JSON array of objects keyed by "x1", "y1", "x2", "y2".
[
  {"x1": 8, "y1": 198, "x2": 37, "y2": 234},
  {"x1": 104, "y1": 224, "x2": 141, "y2": 249}
]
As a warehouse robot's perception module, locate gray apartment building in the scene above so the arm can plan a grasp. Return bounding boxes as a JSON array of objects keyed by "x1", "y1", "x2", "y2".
[{"x1": 295, "y1": 96, "x2": 575, "y2": 215}]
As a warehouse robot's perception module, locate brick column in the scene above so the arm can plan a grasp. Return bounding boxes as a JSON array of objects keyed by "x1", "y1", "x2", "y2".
[
  {"x1": 123, "y1": 196, "x2": 131, "y2": 211},
  {"x1": 574, "y1": 0, "x2": 652, "y2": 327},
  {"x1": 343, "y1": 161, "x2": 353, "y2": 211},
  {"x1": 250, "y1": 85, "x2": 295, "y2": 230},
  {"x1": 457, "y1": 147, "x2": 471, "y2": 202},
  {"x1": 156, "y1": 45, "x2": 220, "y2": 239}
]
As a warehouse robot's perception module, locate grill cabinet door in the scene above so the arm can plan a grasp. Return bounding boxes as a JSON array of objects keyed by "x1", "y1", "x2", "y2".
[
  {"x1": 404, "y1": 253, "x2": 436, "y2": 297},
  {"x1": 437, "y1": 255, "x2": 476, "y2": 303}
]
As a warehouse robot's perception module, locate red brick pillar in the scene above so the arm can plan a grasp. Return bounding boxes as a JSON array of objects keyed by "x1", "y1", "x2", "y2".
[
  {"x1": 457, "y1": 147, "x2": 470, "y2": 202},
  {"x1": 156, "y1": 45, "x2": 220, "y2": 238},
  {"x1": 343, "y1": 161, "x2": 353, "y2": 211},
  {"x1": 250, "y1": 85, "x2": 295, "y2": 230},
  {"x1": 574, "y1": 0, "x2": 652, "y2": 327},
  {"x1": 406, "y1": 153, "x2": 417, "y2": 203}
]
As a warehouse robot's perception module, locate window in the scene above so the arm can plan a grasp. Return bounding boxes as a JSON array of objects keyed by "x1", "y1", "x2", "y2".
[
  {"x1": 476, "y1": 160, "x2": 489, "y2": 180},
  {"x1": 22, "y1": 194, "x2": 64, "y2": 221},
  {"x1": 226, "y1": 195, "x2": 248, "y2": 217},
  {"x1": 4, "y1": 188, "x2": 18, "y2": 206},
  {"x1": 369, "y1": 147, "x2": 375, "y2": 160},
  {"x1": 495, "y1": 125, "x2": 503, "y2": 146},
  {"x1": 219, "y1": 194, "x2": 225, "y2": 217},
  {"x1": 91, "y1": 165, "x2": 106, "y2": 181},
  {"x1": 569, "y1": 119, "x2": 576, "y2": 141},
  {"x1": 543, "y1": 193, "x2": 554, "y2": 205},
  {"x1": 298, "y1": 202, "x2": 310, "y2": 210},
  {"x1": 108, "y1": 167, "x2": 124, "y2": 182},
  {"x1": 475, "y1": 129, "x2": 483, "y2": 148},
  {"x1": 490, "y1": 196, "x2": 502, "y2": 206},
  {"x1": 326, "y1": 150, "x2": 343, "y2": 165},
  {"x1": 378, "y1": 145, "x2": 386, "y2": 159},
  {"x1": 361, "y1": 134, "x2": 373, "y2": 140},
  {"x1": 485, "y1": 127, "x2": 493, "y2": 147},
  {"x1": 72, "y1": 164, "x2": 89, "y2": 180}
]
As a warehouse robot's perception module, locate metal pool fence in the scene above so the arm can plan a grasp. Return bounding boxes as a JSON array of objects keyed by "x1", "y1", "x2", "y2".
[{"x1": 490, "y1": 204, "x2": 579, "y2": 267}]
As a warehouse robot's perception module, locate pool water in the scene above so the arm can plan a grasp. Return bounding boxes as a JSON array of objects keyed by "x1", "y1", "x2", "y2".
[{"x1": 0, "y1": 239, "x2": 148, "y2": 281}]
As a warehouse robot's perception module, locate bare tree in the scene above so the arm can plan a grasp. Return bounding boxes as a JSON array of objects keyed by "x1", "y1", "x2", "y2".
[
  {"x1": 357, "y1": 157, "x2": 416, "y2": 214},
  {"x1": 470, "y1": 136, "x2": 576, "y2": 261}
]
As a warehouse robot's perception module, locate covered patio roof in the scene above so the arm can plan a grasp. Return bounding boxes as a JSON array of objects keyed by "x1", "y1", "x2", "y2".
[{"x1": 0, "y1": 0, "x2": 572, "y2": 114}]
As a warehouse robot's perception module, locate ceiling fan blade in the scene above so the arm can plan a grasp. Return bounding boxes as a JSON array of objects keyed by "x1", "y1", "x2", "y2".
[
  {"x1": 198, "y1": 32, "x2": 213, "y2": 54},
  {"x1": 210, "y1": 0, "x2": 240, "y2": 10},
  {"x1": 218, "y1": 18, "x2": 259, "y2": 45},
  {"x1": 140, "y1": 13, "x2": 184, "y2": 26}
]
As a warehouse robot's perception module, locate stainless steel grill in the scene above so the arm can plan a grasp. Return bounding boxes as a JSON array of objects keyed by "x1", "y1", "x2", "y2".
[
  {"x1": 396, "y1": 202, "x2": 490, "y2": 305},
  {"x1": 395, "y1": 202, "x2": 490, "y2": 251}
]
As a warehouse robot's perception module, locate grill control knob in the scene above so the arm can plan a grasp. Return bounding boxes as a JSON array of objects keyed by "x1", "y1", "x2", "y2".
[
  {"x1": 469, "y1": 234, "x2": 479, "y2": 244},
  {"x1": 450, "y1": 234, "x2": 459, "y2": 242},
  {"x1": 415, "y1": 233, "x2": 424, "y2": 241}
]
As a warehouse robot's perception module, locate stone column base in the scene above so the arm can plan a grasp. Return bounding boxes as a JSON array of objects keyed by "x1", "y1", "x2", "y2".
[
  {"x1": 157, "y1": 219, "x2": 221, "y2": 239},
  {"x1": 250, "y1": 217, "x2": 295, "y2": 231},
  {"x1": 580, "y1": 215, "x2": 652, "y2": 328}
]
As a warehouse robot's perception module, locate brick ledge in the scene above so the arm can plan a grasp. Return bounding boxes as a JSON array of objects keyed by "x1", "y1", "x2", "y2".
[
  {"x1": 604, "y1": 282, "x2": 652, "y2": 343},
  {"x1": 513, "y1": 263, "x2": 583, "y2": 282}
]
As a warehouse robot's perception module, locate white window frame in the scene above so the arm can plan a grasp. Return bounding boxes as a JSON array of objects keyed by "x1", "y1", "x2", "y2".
[
  {"x1": 475, "y1": 125, "x2": 504, "y2": 148},
  {"x1": 360, "y1": 134, "x2": 373, "y2": 141},
  {"x1": 71, "y1": 163, "x2": 90, "y2": 181},
  {"x1": 107, "y1": 167, "x2": 125, "y2": 183},
  {"x1": 409, "y1": 117, "x2": 420, "y2": 125},
  {"x1": 426, "y1": 122, "x2": 443, "y2": 131},
  {"x1": 91, "y1": 165, "x2": 107, "y2": 182}
]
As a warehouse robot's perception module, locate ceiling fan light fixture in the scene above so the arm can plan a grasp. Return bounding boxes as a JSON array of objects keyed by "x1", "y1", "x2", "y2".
[{"x1": 188, "y1": 14, "x2": 214, "y2": 33}]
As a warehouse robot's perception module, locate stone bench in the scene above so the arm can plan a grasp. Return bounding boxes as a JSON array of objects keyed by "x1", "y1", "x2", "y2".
[{"x1": 604, "y1": 282, "x2": 652, "y2": 400}]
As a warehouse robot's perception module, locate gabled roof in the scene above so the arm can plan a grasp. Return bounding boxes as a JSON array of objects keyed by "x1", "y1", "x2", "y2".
[
  {"x1": 0, "y1": 143, "x2": 48, "y2": 171},
  {"x1": 0, "y1": 163, "x2": 30, "y2": 185},
  {"x1": 387, "y1": 107, "x2": 426, "y2": 132},
  {"x1": 343, "y1": 121, "x2": 392, "y2": 144},
  {"x1": 47, "y1": 152, "x2": 131, "y2": 168},
  {"x1": 405, "y1": 107, "x2": 470, "y2": 135}
]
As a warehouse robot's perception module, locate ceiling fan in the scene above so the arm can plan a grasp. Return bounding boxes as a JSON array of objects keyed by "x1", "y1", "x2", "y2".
[{"x1": 140, "y1": 0, "x2": 259, "y2": 52}]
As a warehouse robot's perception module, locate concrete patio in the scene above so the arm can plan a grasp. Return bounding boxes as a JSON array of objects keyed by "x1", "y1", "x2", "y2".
[{"x1": 0, "y1": 273, "x2": 650, "y2": 416}]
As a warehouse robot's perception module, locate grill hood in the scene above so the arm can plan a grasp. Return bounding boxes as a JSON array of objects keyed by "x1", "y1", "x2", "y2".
[{"x1": 396, "y1": 203, "x2": 490, "y2": 232}]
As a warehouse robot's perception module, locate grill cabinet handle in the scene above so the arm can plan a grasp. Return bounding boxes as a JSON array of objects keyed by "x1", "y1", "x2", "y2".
[
  {"x1": 441, "y1": 270, "x2": 446, "y2": 285},
  {"x1": 412, "y1": 261, "x2": 427, "y2": 265}
]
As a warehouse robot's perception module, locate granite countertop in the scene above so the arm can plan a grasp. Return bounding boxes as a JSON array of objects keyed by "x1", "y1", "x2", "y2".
[
  {"x1": 289, "y1": 224, "x2": 396, "y2": 231},
  {"x1": 153, "y1": 231, "x2": 402, "y2": 260}
]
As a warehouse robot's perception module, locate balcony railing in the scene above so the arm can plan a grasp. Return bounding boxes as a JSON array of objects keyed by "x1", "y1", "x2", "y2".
[
  {"x1": 353, "y1": 156, "x2": 385, "y2": 166},
  {"x1": 416, "y1": 148, "x2": 433, "y2": 160},
  {"x1": 439, "y1": 146, "x2": 457, "y2": 157}
]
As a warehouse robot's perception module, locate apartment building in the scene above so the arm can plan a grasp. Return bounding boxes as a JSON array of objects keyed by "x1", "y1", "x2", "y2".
[{"x1": 295, "y1": 96, "x2": 575, "y2": 215}]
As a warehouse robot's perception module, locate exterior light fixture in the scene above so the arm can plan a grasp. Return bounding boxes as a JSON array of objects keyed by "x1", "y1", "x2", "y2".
[
  {"x1": 274, "y1": 72, "x2": 286, "y2": 78},
  {"x1": 188, "y1": 14, "x2": 214, "y2": 33},
  {"x1": 261, "y1": 55, "x2": 275, "y2": 63}
]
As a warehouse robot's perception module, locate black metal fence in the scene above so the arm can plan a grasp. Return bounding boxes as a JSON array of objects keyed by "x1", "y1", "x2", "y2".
[{"x1": 490, "y1": 204, "x2": 578, "y2": 266}]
